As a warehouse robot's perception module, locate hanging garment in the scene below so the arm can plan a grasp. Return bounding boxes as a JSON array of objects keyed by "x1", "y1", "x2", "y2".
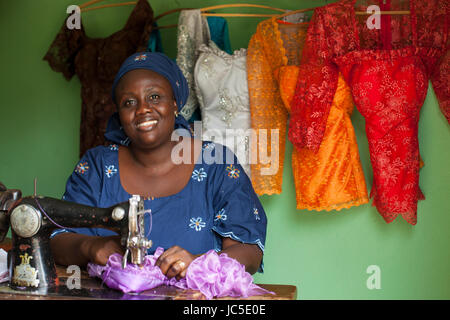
[
  {"x1": 278, "y1": 67, "x2": 369, "y2": 210},
  {"x1": 289, "y1": 0, "x2": 449, "y2": 224},
  {"x1": 194, "y1": 41, "x2": 251, "y2": 176},
  {"x1": 43, "y1": 0, "x2": 154, "y2": 158},
  {"x1": 176, "y1": 10, "x2": 232, "y2": 122},
  {"x1": 247, "y1": 15, "x2": 369, "y2": 211}
]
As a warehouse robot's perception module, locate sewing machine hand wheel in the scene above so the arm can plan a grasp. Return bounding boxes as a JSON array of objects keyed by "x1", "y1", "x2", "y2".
[{"x1": 0, "y1": 181, "x2": 22, "y2": 242}]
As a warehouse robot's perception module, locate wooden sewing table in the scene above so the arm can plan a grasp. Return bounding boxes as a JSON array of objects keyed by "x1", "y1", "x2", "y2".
[{"x1": 0, "y1": 239, "x2": 296, "y2": 300}]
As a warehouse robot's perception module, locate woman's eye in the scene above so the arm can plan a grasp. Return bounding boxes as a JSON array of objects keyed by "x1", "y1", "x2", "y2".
[
  {"x1": 124, "y1": 99, "x2": 136, "y2": 107},
  {"x1": 149, "y1": 94, "x2": 160, "y2": 101}
]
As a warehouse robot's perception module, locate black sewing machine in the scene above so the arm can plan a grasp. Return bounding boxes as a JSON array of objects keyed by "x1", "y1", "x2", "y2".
[{"x1": 0, "y1": 181, "x2": 152, "y2": 291}]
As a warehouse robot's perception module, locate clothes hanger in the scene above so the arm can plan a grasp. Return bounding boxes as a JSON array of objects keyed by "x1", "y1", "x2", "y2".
[
  {"x1": 355, "y1": 11, "x2": 410, "y2": 15},
  {"x1": 275, "y1": 8, "x2": 315, "y2": 20},
  {"x1": 78, "y1": 2, "x2": 191, "y2": 29},
  {"x1": 199, "y1": 4, "x2": 287, "y2": 18},
  {"x1": 79, "y1": 0, "x2": 137, "y2": 13},
  {"x1": 356, "y1": 0, "x2": 410, "y2": 14},
  {"x1": 320, "y1": 0, "x2": 410, "y2": 15},
  {"x1": 152, "y1": 8, "x2": 196, "y2": 30},
  {"x1": 79, "y1": 2, "x2": 288, "y2": 16},
  {"x1": 154, "y1": 7, "x2": 195, "y2": 21},
  {"x1": 154, "y1": 4, "x2": 289, "y2": 30},
  {"x1": 276, "y1": 6, "x2": 409, "y2": 19},
  {"x1": 79, "y1": 0, "x2": 104, "y2": 9}
]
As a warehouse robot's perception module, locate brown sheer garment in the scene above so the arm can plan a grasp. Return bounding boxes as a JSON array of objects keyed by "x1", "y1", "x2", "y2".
[{"x1": 43, "y1": 0, "x2": 154, "y2": 158}]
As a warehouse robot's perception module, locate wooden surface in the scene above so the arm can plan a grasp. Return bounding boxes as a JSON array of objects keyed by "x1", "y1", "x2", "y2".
[{"x1": 0, "y1": 238, "x2": 296, "y2": 300}]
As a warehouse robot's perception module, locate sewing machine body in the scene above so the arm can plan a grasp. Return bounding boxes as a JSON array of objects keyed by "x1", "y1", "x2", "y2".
[{"x1": 0, "y1": 183, "x2": 151, "y2": 291}]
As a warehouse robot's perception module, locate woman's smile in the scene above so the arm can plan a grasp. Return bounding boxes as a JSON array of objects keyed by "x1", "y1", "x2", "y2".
[{"x1": 136, "y1": 118, "x2": 159, "y2": 131}]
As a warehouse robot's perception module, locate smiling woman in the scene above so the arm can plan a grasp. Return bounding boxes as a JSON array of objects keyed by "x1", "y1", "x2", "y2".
[
  {"x1": 49, "y1": 52, "x2": 268, "y2": 280},
  {"x1": 115, "y1": 69, "x2": 178, "y2": 149}
]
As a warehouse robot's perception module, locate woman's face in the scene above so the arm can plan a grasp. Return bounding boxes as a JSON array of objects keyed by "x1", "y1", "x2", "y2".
[{"x1": 115, "y1": 69, "x2": 177, "y2": 149}]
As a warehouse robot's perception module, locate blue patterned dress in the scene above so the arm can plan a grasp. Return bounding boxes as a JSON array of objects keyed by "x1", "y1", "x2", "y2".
[{"x1": 53, "y1": 141, "x2": 267, "y2": 271}]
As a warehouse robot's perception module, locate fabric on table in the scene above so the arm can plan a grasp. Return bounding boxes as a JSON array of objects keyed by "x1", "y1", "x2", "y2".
[
  {"x1": 88, "y1": 248, "x2": 273, "y2": 299},
  {"x1": 184, "y1": 249, "x2": 274, "y2": 299},
  {"x1": 88, "y1": 248, "x2": 170, "y2": 293}
]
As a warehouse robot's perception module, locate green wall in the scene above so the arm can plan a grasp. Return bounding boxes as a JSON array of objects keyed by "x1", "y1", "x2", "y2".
[{"x1": 0, "y1": 0, "x2": 449, "y2": 299}]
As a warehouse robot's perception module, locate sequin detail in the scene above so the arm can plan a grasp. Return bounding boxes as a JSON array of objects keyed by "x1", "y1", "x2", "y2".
[
  {"x1": 134, "y1": 53, "x2": 147, "y2": 61},
  {"x1": 176, "y1": 10, "x2": 211, "y2": 120},
  {"x1": 195, "y1": 41, "x2": 251, "y2": 177},
  {"x1": 226, "y1": 165, "x2": 240, "y2": 179},
  {"x1": 75, "y1": 162, "x2": 89, "y2": 175}
]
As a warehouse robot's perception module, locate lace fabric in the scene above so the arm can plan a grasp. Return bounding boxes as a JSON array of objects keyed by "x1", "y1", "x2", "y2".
[
  {"x1": 176, "y1": 10, "x2": 211, "y2": 121},
  {"x1": 289, "y1": 0, "x2": 449, "y2": 224},
  {"x1": 248, "y1": 17, "x2": 368, "y2": 211},
  {"x1": 247, "y1": 18, "x2": 307, "y2": 195},
  {"x1": 43, "y1": 0, "x2": 154, "y2": 158},
  {"x1": 194, "y1": 41, "x2": 251, "y2": 176},
  {"x1": 278, "y1": 68, "x2": 369, "y2": 211}
]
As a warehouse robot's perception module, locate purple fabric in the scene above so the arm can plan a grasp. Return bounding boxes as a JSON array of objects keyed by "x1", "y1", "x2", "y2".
[
  {"x1": 87, "y1": 247, "x2": 170, "y2": 293},
  {"x1": 185, "y1": 250, "x2": 274, "y2": 300},
  {"x1": 87, "y1": 247, "x2": 274, "y2": 299}
]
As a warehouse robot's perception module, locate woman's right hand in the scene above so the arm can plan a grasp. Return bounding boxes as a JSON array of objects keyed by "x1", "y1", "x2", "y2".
[{"x1": 81, "y1": 235, "x2": 125, "y2": 266}]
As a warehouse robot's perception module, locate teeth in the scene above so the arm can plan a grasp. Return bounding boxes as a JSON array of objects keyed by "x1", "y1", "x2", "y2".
[{"x1": 137, "y1": 120, "x2": 157, "y2": 128}]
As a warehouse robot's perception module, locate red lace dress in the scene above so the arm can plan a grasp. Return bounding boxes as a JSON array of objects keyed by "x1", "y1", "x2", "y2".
[
  {"x1": 43, "y1": 0, "x2": 154, "y2": 158},
  {"x1": 289, "y1": 0, "x2": 449, "y2": 225}
]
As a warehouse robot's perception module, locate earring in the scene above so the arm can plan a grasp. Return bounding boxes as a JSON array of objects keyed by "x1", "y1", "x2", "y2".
[{"x1": 174, "y1": 110, "x2": 179, "y2": 117}]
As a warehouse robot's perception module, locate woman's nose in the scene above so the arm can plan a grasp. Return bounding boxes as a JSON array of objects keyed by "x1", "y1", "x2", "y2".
[{"x1": 136, "y1": 100, "x2": 152, "y2": 114}]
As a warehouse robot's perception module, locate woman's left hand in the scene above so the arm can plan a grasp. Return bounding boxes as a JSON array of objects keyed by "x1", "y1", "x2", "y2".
[{"x1": 155, "y1": 245, "x2": 199, "y2": 280}]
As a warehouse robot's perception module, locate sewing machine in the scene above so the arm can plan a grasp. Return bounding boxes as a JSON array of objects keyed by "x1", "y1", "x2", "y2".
[{"x1": 0, "y1": 181, "x2": 152, "y2": 291}]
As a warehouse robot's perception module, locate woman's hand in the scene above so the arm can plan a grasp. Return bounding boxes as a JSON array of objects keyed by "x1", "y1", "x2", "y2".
[
  {"x1": 81, "y1": 235, "x2": 125, "y2": 266},
  {"x1": 155, "y1": 245, "x2": 199, "y2": 280}
]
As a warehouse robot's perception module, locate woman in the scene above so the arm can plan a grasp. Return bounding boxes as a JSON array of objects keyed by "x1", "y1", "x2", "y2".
[{"x1": 50, "y1": 52, "x2": 267, "y2": 279}]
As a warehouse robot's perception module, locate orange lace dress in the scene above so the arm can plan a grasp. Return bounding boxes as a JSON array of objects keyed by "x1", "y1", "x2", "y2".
[{"x1": 247, "y1": 17, "x2": 369, "y2": 211}]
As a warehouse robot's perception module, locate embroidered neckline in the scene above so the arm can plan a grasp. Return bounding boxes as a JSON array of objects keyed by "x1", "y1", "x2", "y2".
[
  {"x1": 198, "y1": 41, "x2": 246, "y2": 63},
  {"x1": 270, "y1": 17, "x2": 309, "y2": 67}
]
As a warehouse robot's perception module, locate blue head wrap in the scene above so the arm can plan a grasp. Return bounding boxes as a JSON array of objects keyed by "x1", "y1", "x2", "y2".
[{"x1": 105, "y1": 52, "x2": 192, "y2": 145}]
